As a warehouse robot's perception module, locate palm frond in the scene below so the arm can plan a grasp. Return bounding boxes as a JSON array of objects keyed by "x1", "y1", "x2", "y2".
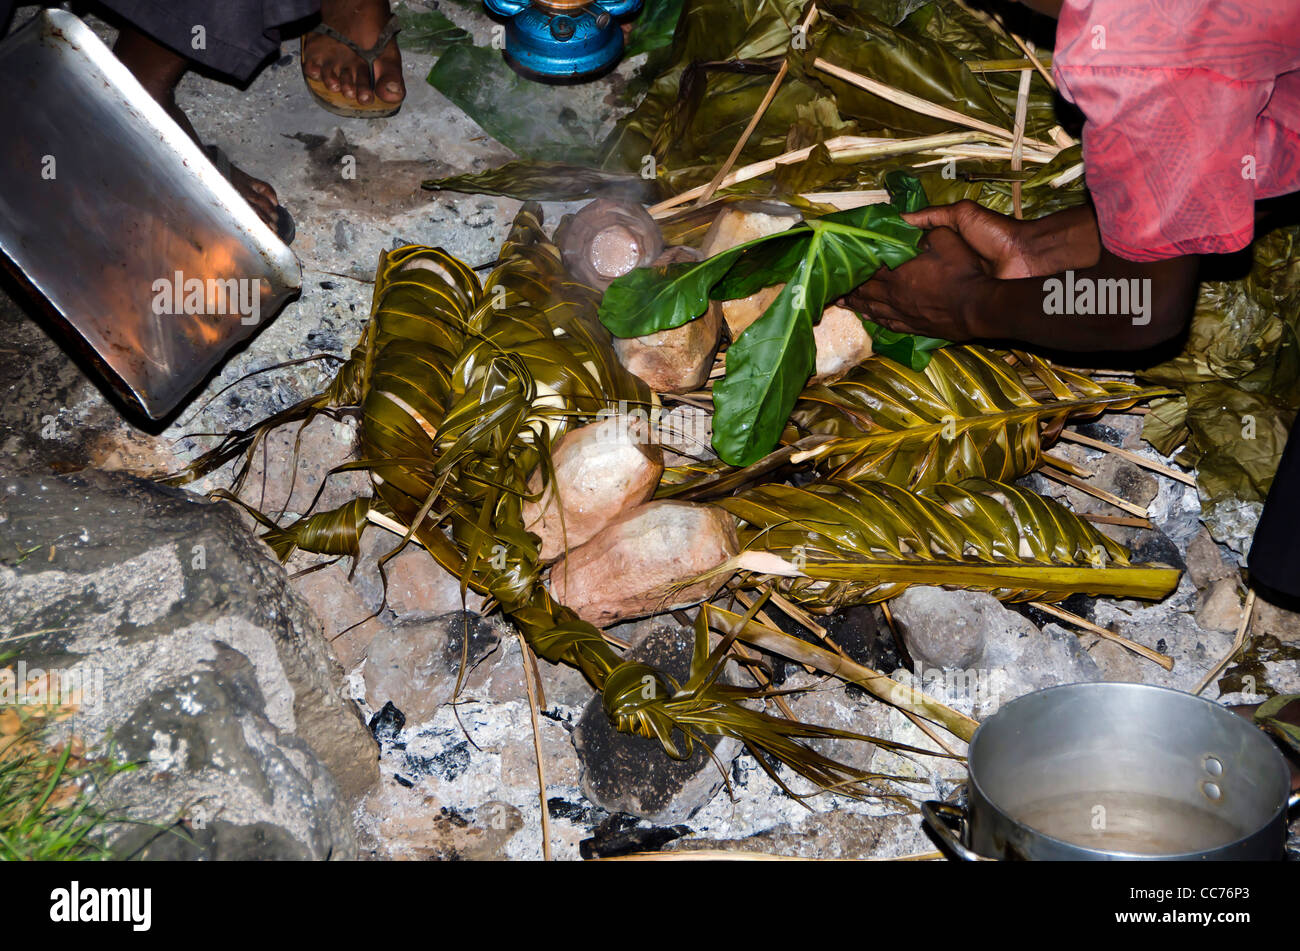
[
  {"x1": 721, "y1": 477, "x2": 1180, "y2": 607},
  {"x1": 790, "y1": 346, "x2": 1170, "y2": 488}
]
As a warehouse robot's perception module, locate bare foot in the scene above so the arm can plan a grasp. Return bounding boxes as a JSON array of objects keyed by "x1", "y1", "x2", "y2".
[
  {"x1": 302, "y1": 0, "x2": 405, "y2": 107},
  {"x1": 113, "y1": 27, "x2": 283, "y2": 231}
]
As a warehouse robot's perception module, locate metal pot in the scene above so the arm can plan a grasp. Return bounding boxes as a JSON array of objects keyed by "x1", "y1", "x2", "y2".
[{"x1": 924, "y1": 683, "x2": 1300, "y2": 860}]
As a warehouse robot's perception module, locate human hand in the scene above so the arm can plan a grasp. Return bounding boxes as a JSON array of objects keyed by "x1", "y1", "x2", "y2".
[
  {"x1": 902, "y1": 200, "x2": 1041, "y2": 279},
  {"x1": 842, "y1": 225, "x2": 995, "y2": 342}
]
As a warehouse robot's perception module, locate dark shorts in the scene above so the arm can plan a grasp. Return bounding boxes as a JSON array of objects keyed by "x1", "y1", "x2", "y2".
[
  {"x1": 98, "y1": 0, "x2": 320, "y2": 82},
  {"x1": 1250, "y1": 420, "x2": 1300, "y2": 599}
]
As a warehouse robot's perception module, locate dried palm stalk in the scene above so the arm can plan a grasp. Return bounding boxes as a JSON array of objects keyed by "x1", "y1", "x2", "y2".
[
  {"x1": 720, "y1": 477, "x2": 1180, "y2": 609},
  {"x1": 790, "y1": 346, "x2": 1171, "y2": 488}
]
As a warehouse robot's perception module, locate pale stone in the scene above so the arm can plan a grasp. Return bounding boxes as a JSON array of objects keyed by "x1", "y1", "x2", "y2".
[
  {"x1": 812, "y1": 305, "x2": 874, "y2": 383},
  {"x1": 522, "y1": 414, "x2": 664, "y2": 563},
  {"x1": 1196, "y1": 578, "x2": 1245, "y2": 633},
  {"x1": 549, "y1": 501, "x2": 738, "y2": 627},
  {"x1": 720, "y1": 283, "x2": 783, "y2": 339},
  {"x1": 700, "y1": 207, "x2": 802, "y2": 258}
]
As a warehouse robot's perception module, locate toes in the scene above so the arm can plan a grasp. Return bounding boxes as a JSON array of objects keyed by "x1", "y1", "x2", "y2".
[
  {"x1": 354, "y1": 73, "x2": 373, "y2": 104},
  {"x1": 374, "y1": 58, "x2": 405, "y2": 103},
  {"x1": 338, "y1": 63, "x2": 357, "y2": 100},
  {"x1": 247, "y1": 179, "x2": 277, "y2": 205},
  {"x1": 247, "y1": 193, "x2": 277, "y2": 227}
]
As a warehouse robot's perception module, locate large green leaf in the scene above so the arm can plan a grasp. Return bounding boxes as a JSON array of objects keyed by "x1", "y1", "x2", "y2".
[
  {"x1": 597, "y1": 236, "x2": 772, "y2": 337},
  {"x1": 599, "y1": 200, "x2": 923, "y2": 465},
  {"x1": 425, "y1": 44, "x2": 607, "y2": 163},
  {"x1": 623, "y1": 0, "x2": 687, "y2": 58},
  {"x1": 393, "y1": 3, "x2": 471, "y2": 55},
  {"x1": 712, "y1": 204, "x2": 923, "y2": 466}
]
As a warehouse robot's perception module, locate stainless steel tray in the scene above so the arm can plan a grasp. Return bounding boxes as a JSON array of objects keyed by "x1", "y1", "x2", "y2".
[{"x1": 0, "y1": 9, "x2": 301, "y2": 420}]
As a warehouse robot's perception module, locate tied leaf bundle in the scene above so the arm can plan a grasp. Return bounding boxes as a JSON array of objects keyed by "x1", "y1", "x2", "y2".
[
  {"x1": 173, "y1": 204, "x2": 948, "y2": 798},
  {"x1": 791, "y1": 345, "x2": 1168, "y2": 488}
]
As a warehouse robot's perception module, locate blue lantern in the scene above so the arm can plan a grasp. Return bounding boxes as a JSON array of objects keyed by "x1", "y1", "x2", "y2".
[{"x1": 483, "y1": 0, "x2": 645, "y2": 83}]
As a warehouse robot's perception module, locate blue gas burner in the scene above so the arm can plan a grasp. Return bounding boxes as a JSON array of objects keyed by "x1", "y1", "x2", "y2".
[{"x1": 484, "y1": 0, "x2": 644, "y2": 83}]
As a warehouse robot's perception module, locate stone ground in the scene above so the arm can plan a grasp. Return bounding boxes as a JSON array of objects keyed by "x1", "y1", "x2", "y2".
[{"x1": 2, "y1": 4, "x2": 1297, "y2": 860}]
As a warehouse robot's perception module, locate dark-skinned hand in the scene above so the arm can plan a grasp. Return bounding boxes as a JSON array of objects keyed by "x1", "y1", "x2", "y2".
[{"x1": 843, "y1": 224, "x2": 995, "y2": 342}]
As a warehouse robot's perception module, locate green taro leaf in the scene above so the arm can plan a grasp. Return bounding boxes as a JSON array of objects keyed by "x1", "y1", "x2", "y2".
[
  {"x1": 598, "y1": 231, "x2": 790, "y2": 337},
  {"x1": 623, "y1": 0, "x2": 686, "y2": 59},
  {"x1": 860, "y1": 323, "x2": 949, "y2": 371},
  {"x1": 712, "y1": 206, "x2": 923, "y2": 466},
  {"x1": 712, "y1": 230, "x2": 812, "y2": 301},
  {"x1": 884, "y1": 168, "x2": 930, "y2": 214}
]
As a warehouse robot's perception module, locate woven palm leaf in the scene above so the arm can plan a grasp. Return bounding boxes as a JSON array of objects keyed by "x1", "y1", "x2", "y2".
[
  {"x1": 180, "y1": 204, "x2": 937, "y2": 798},
  {"x1": 720, "y1": 477, "x2": 1181, "y2": 608},
  {"x1": 791, "y1": 346, "x2": 1170, "y2": 488}
]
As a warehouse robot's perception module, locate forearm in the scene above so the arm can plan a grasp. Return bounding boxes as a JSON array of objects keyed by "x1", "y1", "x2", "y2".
[
  {"x1": 964, "y1": 250, "x2": 1199, "y2": 352},
  {"x1": 1017, "y1": 204, "x2": 1103, "y2": 276}
]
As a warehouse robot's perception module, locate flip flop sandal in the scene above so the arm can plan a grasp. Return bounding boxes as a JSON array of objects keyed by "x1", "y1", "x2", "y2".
[
  {"x1": 204, "y1": 145, "x2": 296, "y2": 246},
  {"x1": 301, "y1": 18, "x2": 403, "y2": 119}
]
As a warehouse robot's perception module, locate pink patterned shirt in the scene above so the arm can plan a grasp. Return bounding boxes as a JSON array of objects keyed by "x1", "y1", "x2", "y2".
[{"x1": 1054, "y1": 0, "x2": 1300, "y2": 261}]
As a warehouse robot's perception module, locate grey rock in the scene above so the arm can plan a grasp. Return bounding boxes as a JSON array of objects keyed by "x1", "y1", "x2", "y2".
[
  {"x1": 573, "y1": 623, "x2": 741, "y2": 823},
  {"x1": 780, "y1": 670, "x2": 877, "y2": 777},
  {"x1": 362, "y1": 610, "x2": 508, "y2": 722},
  {"x1": 989, "y1": 621, "x2": 1104, "y2": 697},
  {"x1": 667, "y1": 810, "x2": 927, "y2": 860},
  {"x1": 234, "y1": 415, "x2": 368, "y2": 519},
  {"x1": 1185, "y1": 528, "x2": 1234, "y2": 590},
  {"x1": 1091, "y1": 456, "x2": 1159, "y2": 509},
  {"x1": 1196, "y1": 578, "x2": 1245, "y2": 633},
  {"x1": 891, "y1": 588, "x2": 1102, "y2": 716},
  {"x1": 349, "y1": 528, "x2": 484, "y2": 618},
  {"x1": 1256, "y1": 597, "x2": 1300, "y2": 646},
  {"x1": 0, "y1": 470, "x2": 375, "y2": 859},
  {"x1": 290, "y1": 562, "x2": 385, "y2": 670},
  {"x1": 891, "y1": 587, "x2": 992, "y2": 670},
  {"x1": 1204, "y1": 497, "x2": 1264, "y2": 554}
]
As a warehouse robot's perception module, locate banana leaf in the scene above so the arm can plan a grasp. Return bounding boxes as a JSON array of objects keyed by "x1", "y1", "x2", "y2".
[
  {"x1": 425, "y1": 43, "x2": 609, "y2": 163},
  {"x1": 393, "y1": 3, "x2": 471, "y2": 55},
  {"x1": 721, "y1": 477, "x2": 1181, "y2": 608},
  {"x1": 603, "y1": 0, "x2": 1064, "y2": 197},
  {"x1": 1142, "y1": 225, "x2": 1300, "y2": 511},
  {"x1": 423, "y1": 0, "x2": 1087, "y2": 220}
]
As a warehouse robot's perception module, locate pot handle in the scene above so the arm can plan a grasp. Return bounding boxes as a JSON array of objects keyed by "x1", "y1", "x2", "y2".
[
  {"x1": 1289, "y1": 790, "x2": 1300, "y2": 812},
  {"x1": 922, "y1": 800, "x2": 989, "y2": 862}
]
